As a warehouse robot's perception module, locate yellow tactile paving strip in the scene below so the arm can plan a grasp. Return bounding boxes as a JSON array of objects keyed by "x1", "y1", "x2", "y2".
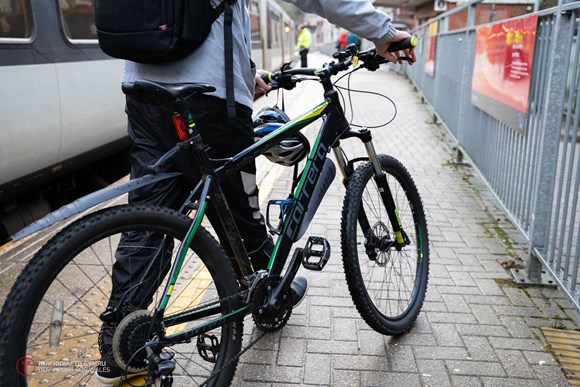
[{"x1": 542, "y1": 327, "x2": 580, "y2": 386}]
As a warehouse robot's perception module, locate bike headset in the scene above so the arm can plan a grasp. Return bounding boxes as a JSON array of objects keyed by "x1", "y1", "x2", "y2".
[{"x1": 253, "y1": 106, "x2": 310, "y2": 167}]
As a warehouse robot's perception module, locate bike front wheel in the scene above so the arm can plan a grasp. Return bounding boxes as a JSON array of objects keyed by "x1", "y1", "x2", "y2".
[
  {"x1": 0, "y1": 204, "x2": 242, "y2": 386},
  {"x1": 341, "y1": 155, "x2": 429, "y2": 335}
]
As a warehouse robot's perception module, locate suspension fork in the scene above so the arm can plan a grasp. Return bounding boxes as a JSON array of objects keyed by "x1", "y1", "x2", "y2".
[
  {"x1": 332, "y1": 141, "x2": 375, "y2": 250},
  {"x1": 363, "y1": 136, "x2": 409, "y2": 248},
  {"x1": 333, "y1": 128, "x2": 409, "y2": 250}
]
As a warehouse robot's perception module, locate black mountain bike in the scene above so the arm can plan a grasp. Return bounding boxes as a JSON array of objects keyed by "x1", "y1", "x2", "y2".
[{"x1": 0, "y1": 40, "x2": 429, "y2": 387}]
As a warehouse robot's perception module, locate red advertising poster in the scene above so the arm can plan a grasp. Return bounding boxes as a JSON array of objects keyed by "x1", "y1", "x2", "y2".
[
  {"x1": 424, "y1": 36, "x2": 436, "y2": 77},
  {"x1": 424, "y1": 22, "x2": 438, "y2": 77},
  {"x1": 471, "y1": 14, "x2": 539, "y2": 133}
]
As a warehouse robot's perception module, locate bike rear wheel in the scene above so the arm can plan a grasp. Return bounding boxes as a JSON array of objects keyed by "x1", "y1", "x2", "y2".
[
  {"x1": 0, "y1": 204, "x2": 242, "y2": 386},
  {"x1": 341, "y1": 155, "x2": 429, "y2": 335}
]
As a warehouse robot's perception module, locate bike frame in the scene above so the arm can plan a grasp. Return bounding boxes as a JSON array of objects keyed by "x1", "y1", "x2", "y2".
[{"x1": 150, "y1": 70, "x2": 408, "y2": 345}]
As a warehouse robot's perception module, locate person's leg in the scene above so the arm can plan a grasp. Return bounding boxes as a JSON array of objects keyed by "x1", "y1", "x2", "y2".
[
  {"x1": 107, "y1": 96, "x2": 194, "y2": 308},
  {"x1": 110, "y1": 94, "x2": 272, "y2": 297},
  {"x1": 97, "y1": 96, "x2": 193, "y2": 383},
  {"x1": 99, "y1": 93, "x2": 304, "y2": 381},
  {"x1": 185, "y1": 95, "x2": 271, "y2": 270},
  {"x1": 194, "y1": 98, "x2": 308, "y2": 305}
]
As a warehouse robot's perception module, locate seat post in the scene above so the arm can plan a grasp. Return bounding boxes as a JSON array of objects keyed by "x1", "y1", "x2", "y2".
[{"x1": 175, "y1": 98, "x2": 214, "y2": 175}]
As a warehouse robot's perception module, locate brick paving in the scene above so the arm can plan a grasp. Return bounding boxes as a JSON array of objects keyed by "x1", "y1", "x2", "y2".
[
  {"x1": 0, "y1": 52, "x2": 578, "y2": 386},
  {"x1": 233, "y1": 52, "x2": 580, "y2": 386}
]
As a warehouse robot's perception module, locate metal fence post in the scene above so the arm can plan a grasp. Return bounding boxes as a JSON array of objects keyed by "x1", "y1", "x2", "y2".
[
  {"x1": 526, "y1": 1, "x2": 574, "y2": 282},
  {"x1": 456, "y1": 1, "x2": 478, "y2": 158}
]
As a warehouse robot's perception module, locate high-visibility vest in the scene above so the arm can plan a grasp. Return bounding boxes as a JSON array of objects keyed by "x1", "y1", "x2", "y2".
[{"x1": 297, "y1": 28, "x2": 312, "y2": 50}]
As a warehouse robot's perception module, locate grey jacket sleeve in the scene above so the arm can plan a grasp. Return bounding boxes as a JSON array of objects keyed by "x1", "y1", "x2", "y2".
[{"x1": 282, "y1": 0, "x2": 397, "y2": 44}]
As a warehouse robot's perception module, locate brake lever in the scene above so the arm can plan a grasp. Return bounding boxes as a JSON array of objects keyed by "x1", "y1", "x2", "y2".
[
  {"x1": 361, "y1": 55, "x2": 414, "y2": 71},
  {"x1": 261, "y1": 73, "x2": 300, "y2": 91}
]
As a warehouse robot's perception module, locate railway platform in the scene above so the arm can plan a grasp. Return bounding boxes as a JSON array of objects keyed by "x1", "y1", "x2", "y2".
[
  {"x1": 240, "y1": 52, "x2": 580, "y2": 386},
  {"x1": 1, "y1": 52, "x2": 579, "y2": 386}
]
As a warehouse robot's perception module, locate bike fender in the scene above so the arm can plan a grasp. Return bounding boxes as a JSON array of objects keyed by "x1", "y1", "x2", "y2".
[{"x1": 10, "y1": 172, "x2": 182, "y2": 242}]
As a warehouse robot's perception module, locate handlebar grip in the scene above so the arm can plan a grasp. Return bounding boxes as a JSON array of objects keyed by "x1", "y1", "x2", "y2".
[
  {"x1": 387, "y1": 36, "x2": 418, "y2": 52},
  {"x1": 260, "y1": 72, "x2": 273, "y2": 84}
]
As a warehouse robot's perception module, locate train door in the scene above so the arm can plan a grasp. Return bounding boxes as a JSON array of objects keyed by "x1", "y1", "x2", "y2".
[
  {"x1": 55, "y1": 0, "x2": 125, "y2": 165},
  {"x1": 249, "y1": 0, "x2": 263, "y2": 69}
]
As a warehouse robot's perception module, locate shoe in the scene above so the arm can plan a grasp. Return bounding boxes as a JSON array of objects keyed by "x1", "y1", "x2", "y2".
[
  {"x1": 95, "y1": 360, "x2": 149, "y2": 385},
  {"x1": 290, "y1": 276, "x2": 309, "y2": 307}
]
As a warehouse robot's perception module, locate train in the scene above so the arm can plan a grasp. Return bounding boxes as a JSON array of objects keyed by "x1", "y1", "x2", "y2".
[{"x1": 0, "y1": 0, "x2": 297, "y2": 243}]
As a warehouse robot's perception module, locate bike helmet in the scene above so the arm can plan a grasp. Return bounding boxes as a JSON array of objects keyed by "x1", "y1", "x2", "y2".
[{"x1": 253, "y1": 106, "x2": 310, "y2": 167}]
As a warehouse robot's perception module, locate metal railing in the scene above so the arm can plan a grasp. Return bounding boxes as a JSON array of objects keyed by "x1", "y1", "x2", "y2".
[{"x1": 403, "y1": 0, "x2": 580, "y2": 312}]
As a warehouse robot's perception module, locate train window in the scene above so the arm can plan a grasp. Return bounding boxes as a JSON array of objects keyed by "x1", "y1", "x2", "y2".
[
  {"x1": 58, "y1": 0, "x2": 97, "y2": 41},
  {"x1": 249, "y1": 0, "x2": 260, "y2": 49},
  {"x1": 0, "y1": 0, "x2": 33, "y2": 40},
  {"x1": 267, "y1": 9, "x2": 280, "y2": 49}
]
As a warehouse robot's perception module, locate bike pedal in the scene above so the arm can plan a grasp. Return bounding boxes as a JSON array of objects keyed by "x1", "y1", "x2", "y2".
[
  {"x1": 302, "y1": 236, "x2": 331, "y2": 271},
  {"x1": 197, "y1": 333, "x2": 219, "y2": 363}
]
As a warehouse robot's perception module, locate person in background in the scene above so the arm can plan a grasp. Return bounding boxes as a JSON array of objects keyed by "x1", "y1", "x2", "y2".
[
  {"x1": 296, "y1": 24, "x2": 312, "y2": 67},
  {"x1": 337, "y1": 29, "x2": 347, "y2": 50},
  {"x1": 347, "y1": 31, "x2": 362, "y2": 50}
]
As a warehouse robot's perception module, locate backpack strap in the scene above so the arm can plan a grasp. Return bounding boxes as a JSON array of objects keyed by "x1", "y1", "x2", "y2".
[{"x1": 223, "y1": 0, "x2": 236, "y2": 119}]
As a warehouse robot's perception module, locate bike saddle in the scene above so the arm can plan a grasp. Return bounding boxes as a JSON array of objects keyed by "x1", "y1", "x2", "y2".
[{"x1": 122, "y1": 79, "x2": 216, "y2": 106}]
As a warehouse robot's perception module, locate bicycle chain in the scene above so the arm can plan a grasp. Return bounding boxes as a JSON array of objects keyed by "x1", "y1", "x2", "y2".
[
  {"x1": 163, "y1": 289, "x2": 248, "y2": 324},
  {"x1": 161, "y1": 287, "x2": 267, "y2": 385},
  {"x1": 155, "y1": 275, "x2": 278, "y2": 385}
]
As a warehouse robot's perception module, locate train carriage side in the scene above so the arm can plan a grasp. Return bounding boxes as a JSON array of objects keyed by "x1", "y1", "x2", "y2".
[
  {"x1": 0, "y1": 0, "x2": 128, "y2": 242},
  {"x1": 0, "y1": 0, "x2": 295, "y2": 244},
  {"x1": 281, "y1": 13, "x2": 297, "y2": 66},
  {"x1": 256, "y1": 0, "x2": 296, "y2": 72},
  {"x1": 249, "y1": 0, "x2": 264, "y2": 69}
]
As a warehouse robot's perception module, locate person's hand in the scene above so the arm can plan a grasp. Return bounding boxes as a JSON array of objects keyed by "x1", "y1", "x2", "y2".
[
  {"x1": 375, "y1": 30, "x2": 417, "y2": 65},
  {"x1": 255, "y1": 69, "x2": 272, "y2": 95}
]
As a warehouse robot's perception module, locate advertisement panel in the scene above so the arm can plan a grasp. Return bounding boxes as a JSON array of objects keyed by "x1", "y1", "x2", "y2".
[
  {"x1": 471, "y1": 15, "x2": 539, "y2": 133},
  {"x1": 424, "y1": 22, "x2": 438, "y2": 77}
]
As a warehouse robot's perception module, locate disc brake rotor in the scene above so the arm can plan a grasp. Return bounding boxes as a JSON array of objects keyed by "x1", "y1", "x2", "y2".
[{"x1": 371, "y1": 221, "x2": 391, "y2": 266}]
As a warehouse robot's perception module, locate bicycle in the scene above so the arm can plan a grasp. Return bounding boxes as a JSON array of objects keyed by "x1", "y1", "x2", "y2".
[{"x1": 0, "y1": 39, "x2": 429, "y2": 387}]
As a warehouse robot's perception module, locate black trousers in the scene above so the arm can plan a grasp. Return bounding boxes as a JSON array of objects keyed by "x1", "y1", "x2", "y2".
[
  {"x1": 300, "y1": 48, "x2": 309, "y2": 67},
  {"x1": 109, "y1": 94, "x2": 270, "y2": 309}
]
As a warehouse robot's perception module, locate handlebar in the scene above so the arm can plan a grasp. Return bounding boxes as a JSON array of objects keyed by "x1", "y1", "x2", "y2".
[
  {"x1": 261, "y1": 36, "x2": 418, "y2": 91},
  {"x1": 386, "y1": 36, "x2": 418, "y2": 53}
]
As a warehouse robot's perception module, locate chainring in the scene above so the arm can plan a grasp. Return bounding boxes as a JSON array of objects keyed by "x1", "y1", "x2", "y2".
[
  {"x1": 112, "y1": 310, "x2": 164, "y2": 372},
  {"x1": 251, "y1": 276, "x2": 292, "y2": 332}
]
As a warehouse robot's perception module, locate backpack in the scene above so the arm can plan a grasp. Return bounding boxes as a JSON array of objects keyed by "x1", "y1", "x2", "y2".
[
  {"x1": 94, "y1": 0, "x2": 239, "y2": 118},
  {"x1": 94, "y1": 0, "x2": 234, "y2": 63}
]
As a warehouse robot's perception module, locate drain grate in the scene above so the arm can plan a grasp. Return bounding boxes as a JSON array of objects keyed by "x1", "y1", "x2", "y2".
[{"x1": 542, "y1": 327, "x2": 580, "y2": 386}]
